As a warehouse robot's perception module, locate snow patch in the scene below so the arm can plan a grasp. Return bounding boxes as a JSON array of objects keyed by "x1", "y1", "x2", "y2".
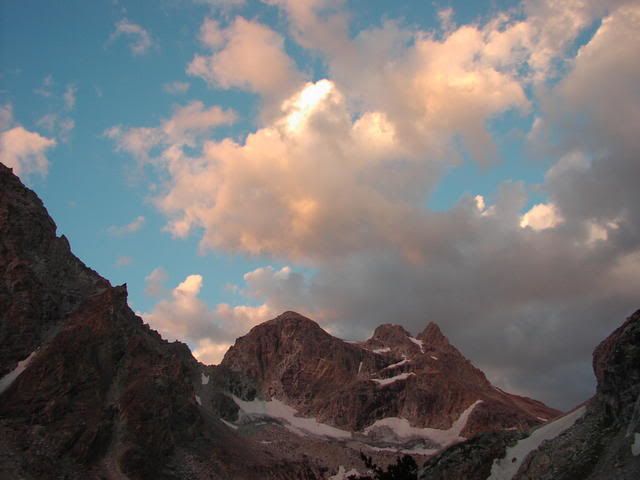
[
  {"x1": 0, "y1": 350, "x2": 37, "y2": 395},
  {"x1": 372, "y1": 372, "x2": 415, "y2": 386},
  {"x1": 364, "y1": 400, "x2": 482, "y2": 447},
  {"x1": 373, "y1": 347, "x2": 391, "y2": 354},
  {"x1": 537, "y1": 416, "x2": 548, "y2": 422},
  {"x1": 383, "y1": 357, "x2": 408, "y2": 370},
  {"x1": 201, "y1": 372, "x2": 209, "y2": 385},
  {"x1": 632, "y1": 433, "x2": 640, "y2": 457},
  {"x1": 408, "y1": 337, "x2": 424, "y2": 353},
  {"x1": 358, "y1": 361, "x2": 363, "y2": 374},
  {"x1": 221, "y1": 418, "x2": 238, "y2": 430},
  {"x1": 488, "y1": 405, "x2": 586, "y2": 480},
  {"x1": 330, "y1": 466, "x2": 360, "y2": 480},
  {"x1": 430, "y1": 355, "x2": 438, "y2": 361},
  {"x1": 195, "y1": 395, "x2": 202, "y2": 406},
  {"x1": 233, "y1": 396, "x2": 352, "y2": 439}
]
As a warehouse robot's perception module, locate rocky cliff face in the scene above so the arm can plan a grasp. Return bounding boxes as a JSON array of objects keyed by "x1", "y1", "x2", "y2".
[
  {"x1": 221, "y1": 311, "x2": 559, "y2": 443},
  {"x1": 419, "y1": 310, "x2": 640, "y2": 480},
  {"x1": 0, "y1": 163, "x2": 322, "y2": 480},
  {"x1": 5, "y1": 160, "x2": 630, "y2": 480}
]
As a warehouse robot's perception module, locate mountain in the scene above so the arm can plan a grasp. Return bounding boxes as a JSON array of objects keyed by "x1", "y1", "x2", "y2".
[
  {"x1": 221, "y1": 312, "x2": 559, "y2": 445},
  {"x1": 0, "y1": 163, "x2": 320, "y2": 479},
  {"x1": 418, "y1": 309, "x2": 640, "y2": 480},
  {"x1": 1, "y1": 161, "x2": 636, "y2": 479}
]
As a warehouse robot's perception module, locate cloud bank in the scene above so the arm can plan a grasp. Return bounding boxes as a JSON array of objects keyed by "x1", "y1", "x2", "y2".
[{"x1": 111, "y1": 0, "x2": 640, "y2": 409}]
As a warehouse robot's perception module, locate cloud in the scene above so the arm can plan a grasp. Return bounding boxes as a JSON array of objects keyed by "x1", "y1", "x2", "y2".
[
  {"x1": 36, "y1": 114, "x2": 75, "y2": 143},
  {"x1": 107, "y1": 215, "x2": 146, "y2": 236},
  {"x1": 0, "y1": 123, "x2": 56, "y2": 177},
  {"x1": 188, "y1": 17, "x2": 304, "y2": 102},
  {"x1": 105, "y1": 101, "x2": 236, "y2": 163},
  {"x1": 141, "y1": 272, "x2": 274, "y2": 364},
  {"x1": 109, "y1": 19, "x2": 154, "y2": 56},
  {"x1": 145, "y1": 267, "x2": 169, "y2": 298},
  {"x1": 520, "y1": 203, "x2": 564, "y2": 230},
  {"x1": 116, "y1": 255, "x2": 133, "y2": 267},
  {"x1": 34, "y1": 75, "x2": 53, "y2": 97},
  {"x1": 0, "y1": 104, "x2": 13, "y2": 131},
  {"x1": 163, "y1": 81, "x2": 190, "y2": 95},
  {"x1": 112, "y1": 1, "x2": 640, "y2": 409},
  {"x1": 193, "y1": 0, "x2": 246, "y2": 10},
  {"x1": 63, "y1": 84, "x2": 77, "y2": 111}
]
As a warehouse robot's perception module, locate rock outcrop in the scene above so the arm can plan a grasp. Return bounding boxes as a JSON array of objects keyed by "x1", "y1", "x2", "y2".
[
  {"x1": 221, "y1": 311, "x2": 559, "y2": 441},
  {"x1": 0, "y1": 163, "x2": 322, "y2": 479},
  {"x1": 419, "y1": 310, "x2": 640, "y2": 480}
]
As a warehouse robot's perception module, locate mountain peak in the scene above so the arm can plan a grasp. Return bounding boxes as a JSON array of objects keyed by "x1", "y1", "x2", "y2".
[
  {"x1": 370, "y1": 323, "x2": 412, "y2": 343},
  {"x1": 262, "y1": 310, "x2": 324, "y2": 333},
  {"x1": 417, "y1": 321, "x2": 450, "y2": 347}
]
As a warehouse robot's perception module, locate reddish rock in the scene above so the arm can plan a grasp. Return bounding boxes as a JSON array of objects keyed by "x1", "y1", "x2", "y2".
[
  {"x1": 222, "y1": 311, "x2": 560, "y2": 436},
  {"x1": 0, "y1": 164, "x2": 326, "y2": 479}
]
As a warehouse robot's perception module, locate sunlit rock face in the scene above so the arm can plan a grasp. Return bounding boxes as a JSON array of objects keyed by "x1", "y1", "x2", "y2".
[{"x1": 221, "y1": 310, "x2": 559, "y2": 437}]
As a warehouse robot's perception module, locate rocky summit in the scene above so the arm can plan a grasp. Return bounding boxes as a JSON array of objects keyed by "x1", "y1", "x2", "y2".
[
  {"x1": 0, "y1": 160, "x2": 638, "y2": 479},
  {"x1": 221, "y1": 312, "x2": 559, "y2": 440}
]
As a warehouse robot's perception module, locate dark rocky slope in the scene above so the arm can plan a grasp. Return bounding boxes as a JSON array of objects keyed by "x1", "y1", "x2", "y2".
[
  {"x1": 0, "y1": 163, "x2": 320, "y2": 479},
  {"x1": 419, "y1": 309, "x2": 640, "y2": 480}
]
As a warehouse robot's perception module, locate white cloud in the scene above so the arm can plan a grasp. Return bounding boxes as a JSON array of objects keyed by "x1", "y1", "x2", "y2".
[
  {"x1": 107, "y1": 215, "x2": 146, "y2": 236},
  {"x1": 109, "y1": 19, "x2": 154, "y2": 56},
  {"x1": 0, "y1": 104, "x2": 13, "y2": 130},
  {"x1": 63, "y1": 84, "x2": 77, "y2": 110},
  {"x1": 145, "y1": 267, "x2": 169, "y2": 298},
  {"x1": 34, "y1": 75, "x2": 53, "y2": 97},
  {"x1": 105, "y1": 101, "x2": 236, "y2": 163},
  {"x1": 193, "y1": 0, "x2": 246, "y2": 10},
  {"x1": 36, "y1": 113, "x2": 75, "y2": 143},
  {"x1": 163, "y1": 81, "x2": 190, "y2": 95},
  {"x1": 111, "y1": 1, "x2": 640, "y2": 408},
  {"x1": 116, "y1": 255, "x2": 133, "y2": 267},
  {"x1": 188, "y1": 17, "x2": 304, "y2": 102},
  {"x1": 520, "y1": 203, "x2": 564, "y2": 230},
  {"x1": 0, "y1": 126, "x2": 56, "y2": 177},
  {"x1": 141, "y1": 273, "x2": 274, "y2": 364}
]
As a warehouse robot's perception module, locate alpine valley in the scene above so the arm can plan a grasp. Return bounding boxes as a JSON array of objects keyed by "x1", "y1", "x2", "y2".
[{"x1": 1, "y1": 162, "x2": 639, "y2": 479}]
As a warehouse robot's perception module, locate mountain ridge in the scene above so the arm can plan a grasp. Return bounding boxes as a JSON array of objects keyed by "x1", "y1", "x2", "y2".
[{"x1": 2, "y1": 161, "x2": 637, "y2": 479}]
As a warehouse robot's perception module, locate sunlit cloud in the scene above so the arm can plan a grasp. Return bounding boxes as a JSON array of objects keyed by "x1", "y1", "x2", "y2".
[
  {"x1": 0, "y1": 107, "x2": 56, "y2": 177},
  {"x1": 109, "y1": 19, "x2": 154, "y2": 56},
  {"x1": 107, "y1": 215, "x2": 146, "y2": 236}
]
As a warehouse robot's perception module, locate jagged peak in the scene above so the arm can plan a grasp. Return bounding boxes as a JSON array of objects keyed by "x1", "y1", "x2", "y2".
[
  {"x1": 269, "y1": 310, "x2": 317, "y2": 325},
  {"x1": 369, "y1": 323, "x2": 413, "y2": 345},
  {"x1": 417, "y1": 321, "x2": 450, "y2": 347},
  {"x1": 251, "y1": 311, "x2": 325, "y2": 336}
]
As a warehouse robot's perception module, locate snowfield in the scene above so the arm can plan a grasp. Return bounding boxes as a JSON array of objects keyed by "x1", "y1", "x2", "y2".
[
  {"x1": 232, "y1": 396, "x2": 352, "y2": 439},
  {"x1": 488, "y1": 405, "x2": 586, "y2": 480},
  {"x1": 363, "y1": 400, "x2": 482, "y2": 447}
]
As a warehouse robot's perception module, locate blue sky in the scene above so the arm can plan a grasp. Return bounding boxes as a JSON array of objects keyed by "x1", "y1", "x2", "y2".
[
  {"x1": 0, "y1": 0, "x2": 543, "y2": 311},
  {"x1": 2, "y1": 0, "x2": 639, "y2": 409}
]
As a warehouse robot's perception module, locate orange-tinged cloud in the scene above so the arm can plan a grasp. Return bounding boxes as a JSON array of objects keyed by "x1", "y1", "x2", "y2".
[{"x1": 188, "y1": 17, "x2": 304, "y2": 101}]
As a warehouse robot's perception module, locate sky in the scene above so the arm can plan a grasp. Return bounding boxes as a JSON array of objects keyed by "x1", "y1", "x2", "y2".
[{"x1": 1, "y1": 0, "x2": 639, "y2": 410}]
